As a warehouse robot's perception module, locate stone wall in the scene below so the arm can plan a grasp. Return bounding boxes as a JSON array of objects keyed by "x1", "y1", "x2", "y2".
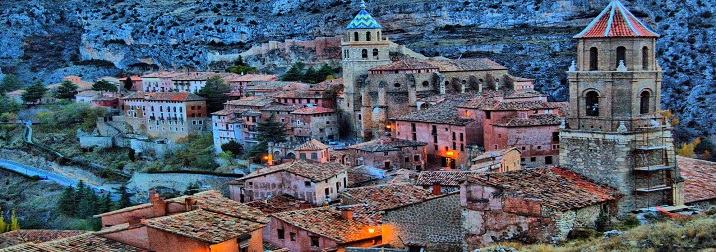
[{"x1": 382, "y1": 193, "x2": 462, "y2": 252}]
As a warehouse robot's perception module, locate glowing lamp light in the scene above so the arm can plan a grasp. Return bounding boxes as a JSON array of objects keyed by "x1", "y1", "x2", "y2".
[
  {"x1": 368, "y1": 228, "x2": 375, "y2": 234},
  {"x1": 446, "y1": 151, "x2": 454, "y2": 156},
  {"x1": 263, "y1": 155, "x2": 269, "y2": 160},
  {"x1": 385, "y1": 124, "x2": 391, "y2": 129}
]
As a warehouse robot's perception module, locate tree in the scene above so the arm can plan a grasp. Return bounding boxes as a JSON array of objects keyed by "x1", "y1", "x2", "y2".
[
  {"x1": 0, "y1": 95, "x2": 21, "y2": 115},
  {"x1": 58, "y1": 186, "x2": 77, "y2": 216},
  {"x1": 96, "y1": 193, "x2": 112, "y2": 214},
  {"x1": 226, "y1": 55, "x2": 258, "y2": 74},
  {"x1": 9, "y1": 210, "x2": 19, "y2": 232},
  {"x1": 317, "y1": 64, "x2": 334, "y2": 82},
  {"x1": 21, "y1": 81, "x2": 47, "y2": 104},
  {"x1": 123, "y1": 76, "x2": 134, "y2": 91},
  {"x1": 116, "y1": 184, "x2": 132, "y2": 209},
  {"x1": 55, "y1": 80, "x2": 79, "y2": 100},
  {"x1": 0, "y1": 208, "x2": 6, "y2": 233},
  {"x1": 280, "y1": 62, "x2": 305, "y2": 81},
  {"x1": 184, "y1": 182, "x2": 201, "y2": 195},
  {"x1": 92, "y1": 80, "x2": 118, "y2": 92},
  {"x1": 302, "y1": 66, "x2": 318, "y2": 83},
  {"x1": 196, "y1": 76, "x2": 231, "y2": 114},
  {"x1": 221, "y1": 140, "x2": 244, "y2": 156},
  {"x1": 255, "y1": 113, "x2": 288, "y2": 145},
  {"x1": 677, "y1": 137, "x2": 701, "y2": 157},
  {"x1": 0, "y1": 74, "x2": 23, "y2": 94},
  {"x1": 76, "y1": 186, "x2": 97, "y2": 218}
]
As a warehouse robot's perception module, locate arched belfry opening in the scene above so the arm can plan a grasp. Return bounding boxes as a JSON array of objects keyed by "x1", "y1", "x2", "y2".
[
  {"x1": 585, "y1": 91, "x2": 599, "y2": 116},
  {"x1": 616, "y1": 46, "x2": 626, "y2": 68},
  {"x1": 589, "y1": 47, "x2": 598, "y2": 71},
  {"x1": 642, "y1": 46, "x2": 649, "y2": 70},
  {"x1": 640, "y1": 90, "x2": 650, "y2": 114}
]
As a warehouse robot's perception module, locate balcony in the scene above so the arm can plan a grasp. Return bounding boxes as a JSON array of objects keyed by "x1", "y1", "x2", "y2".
[
  {"x1": 634, "y1": 165, "x2": 675, "y2": 172},
  {"x1": 635, "y1": 185, "x2": 671, "y2": 193}
]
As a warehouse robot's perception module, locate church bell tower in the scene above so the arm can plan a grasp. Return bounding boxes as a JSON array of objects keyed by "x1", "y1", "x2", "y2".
[{"x1": 559, "y1": 1, "x2": 684, "y2": 214}]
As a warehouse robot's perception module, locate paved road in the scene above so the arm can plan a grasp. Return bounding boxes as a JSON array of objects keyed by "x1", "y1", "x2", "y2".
[{"x1": 0, "y1": 159, "x2": 119, "y2": 200}]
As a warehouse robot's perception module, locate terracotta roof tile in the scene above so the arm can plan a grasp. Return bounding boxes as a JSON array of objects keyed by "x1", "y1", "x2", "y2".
[
  {"x1": 482, "y1": 100, "x2": 559, "y2": 111},
  {"x1": 369, "y1": 58, "x2": 438, "y2": 71},
  {"x1": 393, "y1": 96, "x2": 475, "y2": 125},
  {"x1": 472, "y1": 147, "x2": 519, "y2": 162},
  {"x1": 574, "y1": 1, "x2": 659, "y2": 38},
  {"x1": 245, "y1": 195, "x2": 310, "y2": 214},
  {"x1": 416, "y1": 171, "x2": 482, "y2": 187},
  {"x1": 340, "y1": 184, "x2": 432, "y2": 210},
  {"x1": 291, "y1": 106, "x2": 334, "y2": 115},
  {"x1": 294, "y1": 139, "x2": 329, "y2": 151},
  {"x1": 348, "y1": 137, "x2": 426, "y2": 152},
  {"x1": 270, "y1": 207, "x2": 381, "y2": 244},
  {"x1": 244, "y1": 81, "x2": 294, "y2": 91},
  {"x1": 144, "y1": 209, "x2": 266, "y2": 244},
  {"x1": 225, "y1": 96, "x2": 275, "y2": 108},
  {"x1": 0, "y1": 230, "x2": 87, "y2": 249},
  {"x1": 273, "y1": 90, "x2": 324, "y2": 99},
  {"x1": 239, "y1": 159, "x2": 348, "y2": 181},
  {"x1": 309, "y1": 78, "x2": 343, "y2": 92},
  {"x1": 492, "y1": 114, "x2": 563, "y2": 127},
  {"x1": 466, "y1": 167, "x2": 621, "y2": 211},
  {"x1": 41, "y1": 233, "x2": 143, "y2": 252},
  {"x1": 346, "y1": 165, "x2": 379, "y2": 187},
  {"x1": 425, "y1": 58, "x2": 507, "y2": 71},
  {"x1": 260, "y1": 105, "x2": 299, "y2": 112},
  {"x1": 678, "y1": 156, "x2": 716, "y2": 204},
  {"x1": 122, "y1": 92, "x2": 205, "y2": 102},
  {"x1": 0, "y1": 243, "x2": 61, "y2": 252}
]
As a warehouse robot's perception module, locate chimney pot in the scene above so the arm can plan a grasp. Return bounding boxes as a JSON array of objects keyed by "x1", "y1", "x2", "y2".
[
  {"x1": 431, "y1": 183, "x2": 441, "y2": 196},
  {"x1": 341, "y1": 209, "x2": 354, "y2": 220}
]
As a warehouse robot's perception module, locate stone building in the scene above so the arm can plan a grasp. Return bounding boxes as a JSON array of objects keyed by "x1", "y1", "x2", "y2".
[
  {"x1": 345, "y1": 135, "x2": 427, "y2": 170},
  {"x1": 141, "y1": 72, "x2": 181, "y2": 92},
  {"x1": 118, "y1": 76, "x2": 142, "y2": 91},
  {"x1": 228, "y1": 159, "x2": 349, "y2": 205},
  {"x1": 120, "y1": 92, "x2": 210, "y2": 142},
  {"x1": 339, "y1": 184, "x2": 433, "y2": 210},
  {"x1": 470, "y1": 147, "x2": 522, "y2": 172},
  {"x1": 559, "y1": 1, "x2": 684, "y2": 214},
  {"x1": 416, "y1": 171, "x2": 480, "y2": 195},
  {"x1": 291, "y1": 106, "x2": 338, "y2": 142},
  {"x1": 461, "y1": 167, "x2": 620, "y2": 250},
  {"x1": 294, "y1": 139, "x2": 331, "y2": 163}
]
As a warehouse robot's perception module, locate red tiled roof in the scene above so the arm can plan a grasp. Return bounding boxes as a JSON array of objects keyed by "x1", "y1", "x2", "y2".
[
  {"x1": 118, "y1": 76, "x2": 142, "y2": 81},
  {"x1": 225, "y1": 96, "x2": 275, "y2": 107},
  {"x1": 678, "y1": 156, "x2": 716, "y2": 204},
  {"x1": 270, "y1": 207, "x2": 381, "y2": 244},
  {"x1": 309, "y1": 78, "x2": 343, "y2": 92},
  {"x1": 40, "y1": 233, "x2": 143, "y2": 252},
  {"x1": 0, "y1": 230, "x2": 87, "y2": 249},
  {"x1": 239, "y1": 159, "x2": 348, "y2": 181},
  {"x1": 294, "y1": 139, "x2": 329, "y2": 151},
  {"x1": 348, "y1": 137, "x2": 426, "y2": 152},
  {"x1": 466, "y1": 166, "x2": 621, "y2": 211},
  {"x1": 416, "y1": 171, "x2": 481, "y2": 187},
  {"x1": 245, "y1": 195, "x2": 309, "y2": 214},
  {"x1": 574, "y1": 1, "x2": 659, "y2": 38},
  {"x1": 122, "y1": 92, "x2": 205, "y2": 102},
  {"x1": 291, "y1": 106, "x2": 334, "y2": 115},
  {"x1": 425, "y1": 58, "x2": 507, "y2": 71},
  {"x1": 273, "y1": 90, "x2": 324, "y2": 99},
  {"x1": 393, "y1": 94, "x2": 476, "y2": 125},
  {"x1": 144, "y1": 209, "x2": 266, "y2": 244},
  {"x1": 340, "y1": 184, "x2": 433, "y2": 210},
  {"x1": 482, "y1": 100, "x2": 559, "y2": 111},
  {"x1": 0, "y1": 243, "x2": 61, "y2": 252},
  {"x1": 492, "y1": 114, "x2": 563, "y2": 127},
  {"x1": 369, "y1": 58, "x2": 438, "y2": 71},
  {"x1": 260, "y1": 105, "x2": 299, "y2": 112}
]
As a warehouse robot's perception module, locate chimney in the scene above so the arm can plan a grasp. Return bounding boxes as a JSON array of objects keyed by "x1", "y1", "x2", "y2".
[
  {"x1": 431, "y1": 183, "x2": 441, "y2": 196},
  {"x1": 341, "y1": 209, "x2": 354, "y2": 220},
  {"x1": 149, "y1": 191, "x2": 168, "y2": 217},
  {"x1": 184, "y1": 197, "x2": 198, "y2": 212},
  {"x1": 128, "y1": 216, "x2": 142, "y2": 226}
]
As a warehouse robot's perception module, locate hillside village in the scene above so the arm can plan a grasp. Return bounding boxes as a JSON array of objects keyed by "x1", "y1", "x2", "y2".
[{"x1": 0, "y1": 1, "x2": 716, "y2": 252}]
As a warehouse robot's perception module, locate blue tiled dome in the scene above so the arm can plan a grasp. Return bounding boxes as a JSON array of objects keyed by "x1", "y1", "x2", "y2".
[{"x1": 346, "y1": 9, "x2": 383, "y2": 29}]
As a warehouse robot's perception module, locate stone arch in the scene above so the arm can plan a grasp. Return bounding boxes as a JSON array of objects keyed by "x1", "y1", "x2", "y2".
[
  {"x1": 393, "y1": 83, "x2": 401, "y2": 88},
  {"x1": 287, "y1": 152, "x2": 296, "y2": 159},
  {"x1": 422, "y1": 81, "x2": 429, "y2": 87},
  {"x1": 373, "y1": 48, "x2": 379, "y2": 59},
  {"x1": 273, "y1": 151, "x2": 281, "y2": 158},
  {"x1": 589, "y1": 47, "x2": 598, "y2": 71},
  {"x1": 419, "y1": 103, "x2": 431, "y2": 110},
  {"x1": 584, "y1": 89, "x2": 601, "y2": 116},
  {"x1": 642, "y1": 46, "x2": 649, "y2": 70},
  {"x1": 616, "y1": 46, "x2": 626, "y2": 68},
  {"x1": 640, "y1": 89, "x2": 652, "y2": 114}
]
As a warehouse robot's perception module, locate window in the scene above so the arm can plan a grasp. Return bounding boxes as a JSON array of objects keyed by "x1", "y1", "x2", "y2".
[
  {"x1": 552, "y1": 132, "x2": 559, "y2": 142},
  {"x1": 277, "y1": 229, "x2": 285, "y2": 239},
  {"x1": 394, "y1": 83, "x2": 401, "y2": 88},
  {"x1": 373, "y1": 48, "x2": 378, "y2": 59},
  {"x1": 414, "y1": 155, "x2": 420, "y2": 161},
  {"x1": 300, "y1": 153, "x2": 307, "y2": 159},
  {"x1": 642, "y1": 46, "x2": 649, "y2": 70},
  {"x1": 290, "y1": 232, "x2": 296, "y2": 241},
  {"x1": 311, "y1": 153, "x2": 318, "y2": 159},
  {"x1": 452, "y1": 132, "x2": 456, "y2": 140},
  {"x1": 384, "y1": 161, "x2": 390, "y2": 169},
  {"x1": 412, "y1": 133, "x2": 417, "y2": 141},
  {"x1": 384, "y1": 151, "x2": 389, "y2": 156},
  {"x1": 537, "y1": 146, "x2": 542, "y2": 150},
  {"x1": 459, "y1": 133, "x2": 464, "y2": 141},
  {"x1": 366, "y1": 31, "x2": 371, "y2": 41},
  {"x1": 465, "y1": 110, "x2": 470, "y2": 117},
  {"x1": 362, "y1": 49, "x2": 368, "y2": 59},
  {"x1": 589, "y1": 47, "x2": 598, "y2": 70},
  {"x1": 434, "y1": 145, "x2": 438, "y2": 151},
  {"x1": 485, "y1": 111, "x2": 491, "y2": 119},
  {"x1": 640, "y1": 91, "x2": 650, "y2": 114},
  {"x1": 422, "y1": 81, "x2": 429, "y2": 87},
  {"x1": 585, "y1": 91, "x2": 599, "y2": 116},
  {"x1": 311, "y1": 236, "x2": 320, "y2": 247},
  {"x1": 616, "y1": 46, "x2": 626, "y2": 68},
  {"x1": 411, "y1": 123, "x2": 416, "y2": 131},
  {"x1": 545, "y1": 156, "x2": 553, "y2": 165},
  {"x1": 530, "y1": 157, "x2": 536, "y2": 162},
  {"x1": 354, "y1": 32, "x2": 359, "y2": 41},
  {"x1": 405, "y1": 157, "x2": 409, "y2": 163}
]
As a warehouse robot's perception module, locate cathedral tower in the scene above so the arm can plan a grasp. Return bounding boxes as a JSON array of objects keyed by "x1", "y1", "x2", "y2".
[
  {"x1": 559, "y1": 1, "x2": 683, "y2": 214},
  {"x1": 341, "y1": 0, "x2": 391, "y2": 139}
]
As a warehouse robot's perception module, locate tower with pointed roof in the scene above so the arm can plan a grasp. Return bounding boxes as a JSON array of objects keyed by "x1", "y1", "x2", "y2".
[
  {"x1": 560, "y1": 1, "x2": 683, "y2": 214},
  {"x1": 341, "y1": 0, "x2": 391, "y2": 139}
]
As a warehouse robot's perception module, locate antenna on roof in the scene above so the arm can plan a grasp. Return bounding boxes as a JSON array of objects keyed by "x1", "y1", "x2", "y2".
[{"x1": 360, "y1": 0, "x2": 367, "y2": 9}]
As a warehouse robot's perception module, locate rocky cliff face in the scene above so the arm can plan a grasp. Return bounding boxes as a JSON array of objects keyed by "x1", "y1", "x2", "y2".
[{"x1": 0, "y1": 0, "x2": 713, "y2": 141}]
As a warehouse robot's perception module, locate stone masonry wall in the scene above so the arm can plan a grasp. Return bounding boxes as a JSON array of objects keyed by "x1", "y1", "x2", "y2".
[{"x1": 382, "y1": 193, "x2": 462, "y2": 252}]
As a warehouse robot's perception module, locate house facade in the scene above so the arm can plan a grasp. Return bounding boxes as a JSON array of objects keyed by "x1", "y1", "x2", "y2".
[
  {"x1": 346, "y1": 136, "x2": 427, "y2": 170},
  {"x1": 120, "y1": 92, "x2": 210, "y2": 141}
]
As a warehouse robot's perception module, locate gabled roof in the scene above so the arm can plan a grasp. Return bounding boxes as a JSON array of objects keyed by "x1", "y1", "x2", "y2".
[
  {"x1": 369, "y1": 58, "x2": 438, "y2": 72},
  {"x1": 144, "y1": 209, "x2": 266, "y2": 244},
  {"x1": 239, "y1": 159, "x2": 348, "y2": 182},
  {"x1": 392, "y1": 97, "x2": 475, "y2": 125},
  {"x1": 465, "y1": 167, "x2": 621, "y2": 211},
  {"x1": 348, "y1": 137, "x2": 426, "y2": 152},
  {"x1": 574, "y1": 1, "x2": 659, "y2": 38},
  {"x1": 416, "y1": 170, "x2": 481, "y2": 187},
  {"x1": 245, "y1": 195, "x2": 309, "y2": 214},
  {"x1": 19, "y1": 233, "x2": 143, "y2": 252},
  {"x1": 472, "y1": 147, "x2": 520, "y2": 162},
  {"x1": 270, "y1": 207, "x2": 380, "y2": 244},
  {"x1": 294, "y1": 139, "x2": 329, "y2": 151},
  {"x1": 346, "y1": 9, "x2": 383, "y2": 29},
  {"x1": 225, "y1": 96, "x2": 275, "y2": 108},
  {"x1": 678, "y1": 156, "x2": 716, "y2": 204},
  {"x1": 340, "y1": 184, "x2": 433, "y2": 210},
  {"x1": 309, "y1": 78, "x2": 343, "y2": 92},
  {"x1": 482, "y1": 100, "x2": 559, "y2": 111},
  {"x1": 291, "y1": 106, "x2": 334, "y2": 115},
  {"x1": 492, "y1": 114, "x2": 563, "y2": 127},
  {"x1": 122, "y1": 92, "x2": 206, "y2": 102},
  {"x1": 0, "y1": 230, "x2": 87, "y2": 249},
  {"x1": 425, "y1": 58, "x2": 507, "y2": 72}
]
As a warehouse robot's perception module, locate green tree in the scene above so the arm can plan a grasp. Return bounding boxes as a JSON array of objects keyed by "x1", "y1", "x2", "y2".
[
  {"x1": 0, "y1": 208, "x2": 6, "y2": 233},
  {"x1": 116, "y1": 184, "x2": 132, "y2": 209},
  {"x1": 21, "y1": 81, "x2": 47, "y2": 104},
  {"x1": 55, "y1": 80, "x2": 79, "y2": 100},
  {"x1": 302, "y1": 66, "x2": 318, "y2": 83},
  {"x1": 123, "y1": 76, "x2": 134, "y2": 91},
  {"x1": 9, "y1": 210, "x2": 19, "y2": 232},
  {"x1": 317, "y1": 64, "x2": 334, "y2": 82},
  {"x1": 184, "y1": 182, "x2": 201, "y2": 195},
  {"x1": 226, "y1": 56, "x2": 258, "y2": 74},
  {"x1": 92, "y1": 80, "x2": 118, "y2": 92},
  {"x1": 0, "y1": 74, "x2": 23, "y2": 94},
  {"x1": 221, "y1": 140, "x2": 244, "y2": 156},
  {"x1": 255, "y1": 113, "x2": 287, "y2": 145},
  {"x1": 76, "y1": 186, "x2": 98, "y2": 218},
  {"x1": 196, "y1": 76, "x2": 231, "y2": 114},
  {"x1": 58, "y1": 186, "x2": 77, "y2": 216},
  {"x1": 0, "y1": 95, "x2": 21, "y2": 115},
  {"x1": 96, "y1": 193, "x2": 112, "y2": 214},
  {"x1": 74, "y1": 180, "x2": 87, "y2": 208},
  {"x1": 280, "y1": 62, "x2": 305, "y2": 81}
]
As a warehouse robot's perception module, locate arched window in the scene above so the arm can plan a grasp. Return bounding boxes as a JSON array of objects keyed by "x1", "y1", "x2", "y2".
[
  {"x1": 377, "y1": 31, "x2": 381, "y2": 40},
  {"x1": 616, "y1": 46, "x2": 626, "y2": 68},
  {"x1": 366, "y1": 31, "x2": 371, "y2": 41},
  {"x1": 394, "y1": 83, "x2": 401, "y2": 88},
  {"x1": 354, "y1": 32, "x2": 359, "y2": 41},
  {"x1": 422, "y1": 81, "x2": 429, "y2": 87},
  {"x1": 640, "y1": 91, "x2": 650, "y2": 114},
  {"x1": 589, "y1": 47, "x2": 598, "y2": 70},
  {"x1": 585, "y1": 91, "x2": 599, "y2": 116},
  {"x1": 361, "y1": 49, "x2": 368, "y2": 59},
  {"x1": 642, "y1": 46, "x2": 649, "y2": 70},
  {"x1": 372, "y1": 48, "x2": 378, "y2": 59}
]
